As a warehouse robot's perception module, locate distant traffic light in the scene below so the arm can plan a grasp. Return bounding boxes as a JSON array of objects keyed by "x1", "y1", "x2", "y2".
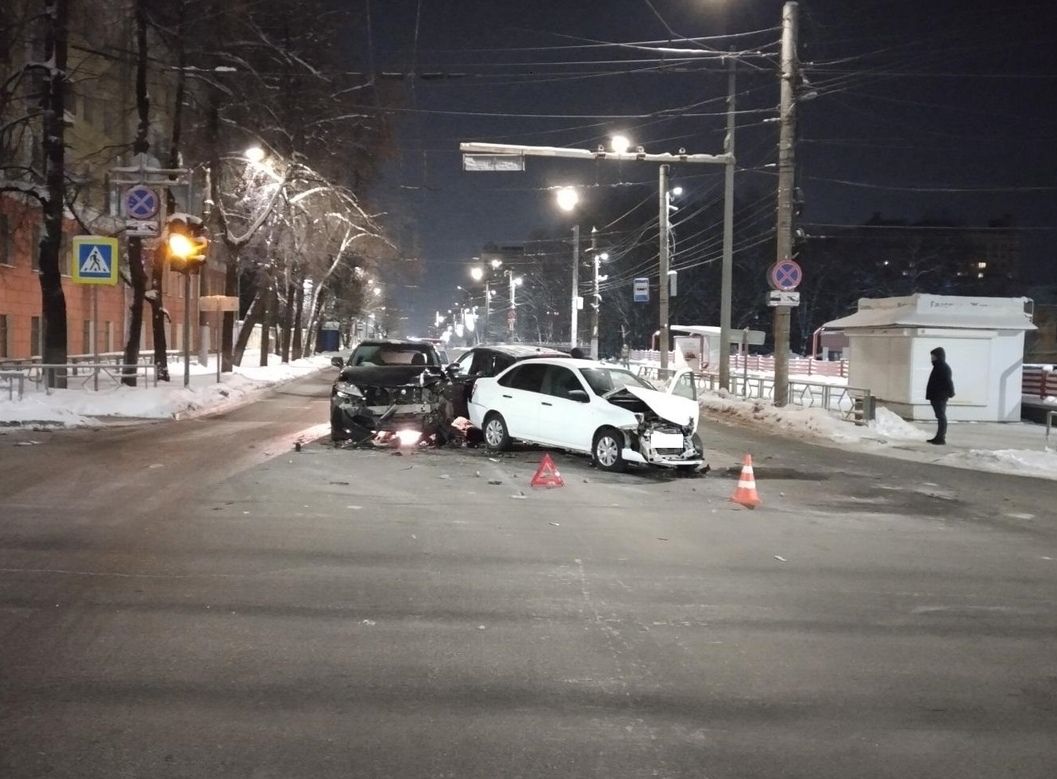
[{"x1": 164, "y1": 213, "x2": 208, "y2": 273}]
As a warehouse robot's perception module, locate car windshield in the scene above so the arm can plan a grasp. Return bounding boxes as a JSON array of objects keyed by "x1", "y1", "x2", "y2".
[
  {"x1": 579, "y1": 367, "x2": 653, "y2": 396},
  {"x1": 350, "y1": 344, "x2": 439, "y2": 367}
]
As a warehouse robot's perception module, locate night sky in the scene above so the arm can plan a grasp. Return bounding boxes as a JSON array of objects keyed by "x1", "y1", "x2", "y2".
[{"x1": 357, "y1": 0, "x2": 1057, "y2": 333}]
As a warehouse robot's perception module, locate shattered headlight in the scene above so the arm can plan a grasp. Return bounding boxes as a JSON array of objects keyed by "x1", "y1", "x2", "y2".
[{"x1": 334, "y1": 382, "x2": 363, "y2": 401}]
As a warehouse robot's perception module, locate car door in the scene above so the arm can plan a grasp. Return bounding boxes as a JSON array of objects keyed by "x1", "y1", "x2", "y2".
[
  {"x1": 447, "y1": 349, "x2": 481, "y2": 419},
  {"x1": 494, "y1": 362, "x2": 547, "y2": 440},
  {"x1": 536, "y1": 365, "x2": 596, "y2": 453}
]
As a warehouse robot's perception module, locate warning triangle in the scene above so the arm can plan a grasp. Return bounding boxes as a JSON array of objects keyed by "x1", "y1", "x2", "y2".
[
  {"x1": 530, "y1": 453, "x2": 565, "y2": 489},
  {"x1": 80, "y1": 247, "x2": 109, "y2": 274}
]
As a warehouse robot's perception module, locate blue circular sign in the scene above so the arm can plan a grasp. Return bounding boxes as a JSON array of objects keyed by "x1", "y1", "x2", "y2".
[
  {"x1": 125, "y1": 185, "x2": 159, "y2": 220},
  {"x1": 769, "y1": 259, "x2": 802, "y2": 291}
]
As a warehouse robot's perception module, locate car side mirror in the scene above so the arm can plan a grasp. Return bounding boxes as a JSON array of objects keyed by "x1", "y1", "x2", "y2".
[
  {"x1": 331, "y1": 356, "x2": 344, "y2": 369},
  {"x1": 567, "y1": 389, "x2": 589, "y2": 402}
]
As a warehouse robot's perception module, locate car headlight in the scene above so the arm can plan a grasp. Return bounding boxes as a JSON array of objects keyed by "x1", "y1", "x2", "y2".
[{"x1": 334, "y1": 383, "x2": 363, "y2": 401}]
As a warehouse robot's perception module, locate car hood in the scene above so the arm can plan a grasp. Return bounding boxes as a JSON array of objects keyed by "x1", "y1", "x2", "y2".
[
  {"x1": 338, "y1": 365, "x2": 444, "y2": 388},
  {"x1": 621, "y1": 386, "x2": 698, "y2": 427}
]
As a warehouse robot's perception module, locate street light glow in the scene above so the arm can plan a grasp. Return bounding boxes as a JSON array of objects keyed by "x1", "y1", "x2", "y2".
[
  {"x1": 244, "y1": 145, "x2": 266, "y2": 163},
  {"x1": 470, "y1": 267, "x2": 484, "y2": 281},
  {"x1": 514, "y1": 276, "x2": 524, "y2": 287},
  {"x1": 490, "y1": 258, "x2": 503, "y2": 269},
  {"x1": 599, "y1": 252, "x2": 610, "y2": 261},
  {"x1": 671, "y1": 186, "x2": 684, "y2": 197},
  {"x1": 372, "y1": 287, "x2": 382, "y2": 297},
  {"x1": 611, "y1": 135, "x2": 632, "y2": 154},
  {"x1": 555, "y1": 187, "x2": 579, "y2": 212}
]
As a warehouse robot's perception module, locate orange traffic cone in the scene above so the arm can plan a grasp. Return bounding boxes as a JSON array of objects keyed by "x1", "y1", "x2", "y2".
[{"x1": 730, "y1": 454, "x2": 761, "y2": 509}]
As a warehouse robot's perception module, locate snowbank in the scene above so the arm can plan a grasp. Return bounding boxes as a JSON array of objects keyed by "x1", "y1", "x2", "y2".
[
  {"x1": 699, "y1": 389, "x2": 926, "y2": 445},
  {"x1": 699, "y1": 388, "x2": 1057, "y2": 481},
  {"x1": 0, "y1": 353, "x2": 333, "y2": 427},
  {"x1": 937, "y1": 448, "x2": 1057, "y2": 481}
]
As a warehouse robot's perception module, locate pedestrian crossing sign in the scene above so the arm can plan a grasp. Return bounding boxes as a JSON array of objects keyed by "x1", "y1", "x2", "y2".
[{"x1": 71, "y1": 236, "x2": 119, "y2": 285}]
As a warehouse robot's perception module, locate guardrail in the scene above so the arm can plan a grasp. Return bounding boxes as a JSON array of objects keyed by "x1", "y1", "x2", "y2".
[
  {"x1": 637, "y1": 366, "x2": 875, "y2": 424},
  {"x1": 0, "y1": 370, "x2": 26, "y2": 401},
  {"x1": 629, "y1": 351, "x2": 849, "y2": 378},
  {"x1": 17, "y1": 363, "x2": 158, "y2": 394}
]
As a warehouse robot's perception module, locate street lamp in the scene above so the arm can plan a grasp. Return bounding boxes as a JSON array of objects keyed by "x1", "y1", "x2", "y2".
[
  {"x1": 555, "y1": 187, "x2": 579, "y2": 213},
  {"x1": 611, "y1": 135, "x2": 632, "y2": 155},
  {"x1": 470, "y1": 266, "x2": 484, "y2": 282},
  {"x1": 244, "y1": 145, "x2": 266, "y2": 163}
]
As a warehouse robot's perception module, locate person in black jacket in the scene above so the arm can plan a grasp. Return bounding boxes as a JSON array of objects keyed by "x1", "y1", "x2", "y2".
[{"x1": 925, "y1": 347, "x2": 955, "y2": 445}]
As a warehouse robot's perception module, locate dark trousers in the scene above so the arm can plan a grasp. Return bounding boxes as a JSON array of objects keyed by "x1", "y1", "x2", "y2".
[{"x1": 930, "y1": 399, "x2": 948, "y2": 441}]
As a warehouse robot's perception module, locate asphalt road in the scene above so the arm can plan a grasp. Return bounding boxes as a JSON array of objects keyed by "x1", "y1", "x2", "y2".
[{"x1": 1, "y1": 371, "x2": 1055, "y2": 778}]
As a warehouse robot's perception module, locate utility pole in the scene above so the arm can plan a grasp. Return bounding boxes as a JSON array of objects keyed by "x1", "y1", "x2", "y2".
[
  {"x1": 590, "y1": 227, "x2": 600, "y2": 359},
  {"x1": 659, "y1": 164, "x2": 671, "y2": 374},
  {"x1": 508, "y1": 270, "x2": 517, "y2": 338},
  {"x1": 773, "y1": 1, "x2": 799, "y2": 406},
  {"x1": 719, "y1": 54, "x2": 737, "y2": 391},
  {"x1": 569, "y1": 224, "x2": 580, "y2": 349},
  {"x1": 483, "y1": 282, "x2": 491, "y2": 344}
]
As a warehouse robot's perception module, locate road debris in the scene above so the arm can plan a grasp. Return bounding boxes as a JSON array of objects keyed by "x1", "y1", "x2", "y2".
[
  {"x1": 438, "y1": 474, "x2": 451, "y2": 480},
  {"x1": 14, "y1": 440, "x2": 42, "y2": 447},
  {"x1": 488, "y1": 479, "x2": 503, "y2": 485},
  {"x1": 511, "y1": 492, "x2": 527, "y2": 500},
  {"x1": 549, "y1": 522, "x2": 560, "y2": 526},
  {"x1": 774, "y1": 555, "x2": 788, "y2": 563},
  {"x1": 361, "y1": 619, "x2": 376, "y2": 626}
]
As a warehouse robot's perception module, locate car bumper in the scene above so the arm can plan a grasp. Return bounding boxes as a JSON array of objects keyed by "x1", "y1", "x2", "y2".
[{"x1": 331, "y1": 397, "x2": 443, "y2": 439}]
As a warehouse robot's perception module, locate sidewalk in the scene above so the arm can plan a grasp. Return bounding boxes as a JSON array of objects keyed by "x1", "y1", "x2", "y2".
[
  {"x1": 699, "y1": 388, "x2": 1057, "y2": 481},
  {"x1": 0, "y1": 351, "x2": 333, "y2": 428}
]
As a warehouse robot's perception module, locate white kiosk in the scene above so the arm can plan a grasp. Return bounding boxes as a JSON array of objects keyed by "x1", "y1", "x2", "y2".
[{"x1": 823, "y1": 295, "x2": 1035, "y2": 422}]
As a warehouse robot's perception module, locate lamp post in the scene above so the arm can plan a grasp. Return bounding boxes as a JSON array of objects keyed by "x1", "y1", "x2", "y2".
[
  {"x1": 589, "y1": 228, "x2": 609, "y2": 360},
  {"x1": 556, "y1": 186, "x2": 581, "y2": 349},
  {"x1": 506, "y1": 271, "x2": 523, "y2": 338}
]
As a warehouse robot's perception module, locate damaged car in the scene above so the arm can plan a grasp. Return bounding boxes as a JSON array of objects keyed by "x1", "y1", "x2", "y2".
[
  {"x1": 329, "y1": 340, "x2": 449, "y2": 445},
  {"x1": 467, "y1": 357, "x2": 704, "y2": 472}
]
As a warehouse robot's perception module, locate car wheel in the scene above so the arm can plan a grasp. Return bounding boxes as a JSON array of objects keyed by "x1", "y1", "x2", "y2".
[
  {"x1": 483, "y1": 412, "x2": 511, "y2": 452},
  {"x1": 593, "y1": 427, "x2": 626, "y2": 472}
]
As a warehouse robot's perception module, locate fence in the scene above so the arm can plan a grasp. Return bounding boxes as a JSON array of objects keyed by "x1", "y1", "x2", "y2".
[
  {"x1": 1023, "y1": 365, "x2": 1055, "y2": 399},
  {"x1": 636, "y1": 365, "x2": 874, "y2": 424},
  {"x1": 630, "y1": 350, "x2": 849, "y2": 378},
  {"x1": 0, "y1": 370, "x2": 26, "y2": 401}
]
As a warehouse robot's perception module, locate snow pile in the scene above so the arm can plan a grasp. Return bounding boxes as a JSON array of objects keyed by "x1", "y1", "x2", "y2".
[
  {"x1": 698, "y1": 389, "x2": 926, "y2": 445},
  {"x1": 938, "y1": 448, "x2": 1057, "y2": 481},
  {"x1": 870, "y1": 407, "x2": 930, "y2": 442},
  {"x1": 0, "y1": 353, "x2": 332, "y2": 427}
]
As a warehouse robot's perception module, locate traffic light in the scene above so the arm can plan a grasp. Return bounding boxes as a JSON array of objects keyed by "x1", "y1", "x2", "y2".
[{"x1": 164, "y1": 213, "x2": 208, "y2": 273}]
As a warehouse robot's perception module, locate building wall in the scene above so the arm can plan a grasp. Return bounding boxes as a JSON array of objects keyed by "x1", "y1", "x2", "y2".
[{"x1": 1, "y1": 194, "x2": 224, "y2": 361}]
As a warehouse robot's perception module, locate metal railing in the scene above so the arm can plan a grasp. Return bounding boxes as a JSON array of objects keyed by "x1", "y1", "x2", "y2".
[
  {"x1": 639, "y1": 366, "x2": 875, "y2": 424},
  {"x1": 0, "y1": 370, "x2": 26, "y2": 401},
  {"x1": 18, "y1": 363, "x2": 159, "y2": 394}
]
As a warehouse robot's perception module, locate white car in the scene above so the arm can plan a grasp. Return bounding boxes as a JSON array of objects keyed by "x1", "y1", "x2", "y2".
[{"x1": 467, "y1": 358, "x2": 704, "y2": 472}]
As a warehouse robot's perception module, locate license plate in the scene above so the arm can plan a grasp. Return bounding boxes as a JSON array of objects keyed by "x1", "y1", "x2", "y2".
[{"x1": 651, "y1": 432, "x2": 684, "y2": 450}]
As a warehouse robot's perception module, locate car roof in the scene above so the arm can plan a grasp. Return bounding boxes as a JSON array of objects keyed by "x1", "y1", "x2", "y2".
[
  {"x1": 504, "y1": 357, "x2": 617, "y2": 370},
  {"x1": 476, "y1": 344, "x2": 567, "y2": 358},
  {"x1": 355, "y1": 340, "x2": 435, "y2": 349}
]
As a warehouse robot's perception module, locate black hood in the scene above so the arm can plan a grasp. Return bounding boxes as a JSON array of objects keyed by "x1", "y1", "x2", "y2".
[
  {"x1": 338, "y1": 364, "x2": 444, "y2": 388},
  {"x1": 930, "y1": 347, "x2": 946, "y2": 362}
]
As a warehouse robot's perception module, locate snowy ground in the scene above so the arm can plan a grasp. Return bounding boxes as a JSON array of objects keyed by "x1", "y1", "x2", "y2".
[
  {"x1": 699, "y1": 388, "x2": 1057, "y2": 482},
  {"x1": 0, "y1": 350, "x2": 334, "y2": 428}
]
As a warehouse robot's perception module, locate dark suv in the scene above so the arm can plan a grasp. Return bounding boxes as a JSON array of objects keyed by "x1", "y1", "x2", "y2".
[
  {"x1": 445, "y1": 344, "x2": 566, "y2": 419},
  {"x1": 330, "y1": 340, "x2": 446, "y2": 442}
]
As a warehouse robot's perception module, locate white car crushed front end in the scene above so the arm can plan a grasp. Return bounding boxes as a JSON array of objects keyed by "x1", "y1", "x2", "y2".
[{"x1": 607, "y1": 386, "x2": 704, "y2": 468}]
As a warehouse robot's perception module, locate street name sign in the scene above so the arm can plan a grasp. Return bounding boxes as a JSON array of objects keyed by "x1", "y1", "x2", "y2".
[
  {"x1": 462, "y1": 153, "x2": 525, "y2": 172},
  {"x1": 199, "y1": 295, "x2": 240, "y2": 313},
  {"x1": 71, "y1": 236, "x2": 119, "y2": 285},
  {"x1": 633, "y1": 277, "x2": 649, "y2": 303}
]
